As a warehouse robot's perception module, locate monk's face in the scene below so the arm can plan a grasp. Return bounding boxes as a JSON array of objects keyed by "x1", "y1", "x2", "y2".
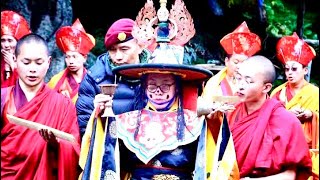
[
  {"x1": 1, "y1": 35, "x2": 17, "y2": 54},
  {"x1": 16, "y1": 41, "x2": 51, "y2": 89},
  {"x1": 284, "y1": 61, "x2": 307, "y2": 84},
  {"x1": 235, "y1": 63, "x2": 267, "y2": 103},
  {"x1": 64, "y1": 51, "x2": 86, "y2": 73},
  {"x1": 108, "y1": 39, "x2": 143, "y2": 66},
  {"x1": 225, "y1": 53, "x2": 248, "y2": 77},
  {"x1": 145, "y1": 73, "x2": 176, "y2": 110}
]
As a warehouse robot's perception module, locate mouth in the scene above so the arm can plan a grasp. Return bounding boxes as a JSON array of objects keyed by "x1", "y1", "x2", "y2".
[
  {"x1": 27, "y1": 76, "x2": 38, "y2": 82},
  {"x1": 236, "y1": 92, "x2": 244, "y2": 97}
]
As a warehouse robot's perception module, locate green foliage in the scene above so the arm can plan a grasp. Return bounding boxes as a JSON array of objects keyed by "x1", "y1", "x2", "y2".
[
  {"x1": 265, "y1": 0, "x2": 318, "y2": 39},
  {"x1": 91, "y1": 28, "x2": 106, "y2": 56}
]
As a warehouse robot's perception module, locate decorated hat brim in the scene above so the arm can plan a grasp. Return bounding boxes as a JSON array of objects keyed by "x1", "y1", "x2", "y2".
[
  {"x1": 220, "y1": 32, "x2": 261, "y2": 56},
  {"x1": 113, "y1": 63, "x2": 213, "y2": 81}
]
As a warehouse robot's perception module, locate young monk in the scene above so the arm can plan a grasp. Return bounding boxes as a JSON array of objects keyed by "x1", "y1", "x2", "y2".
[
  {"x1": 270, "y1": 32, "x2": 319, "y2": 180},
  {"x1": 1, "y1": 10, "x2": 31, "y2": 87},
  {"x1": 229, "y1": 55, "x2": 312, "y2": 179},
  {"x1": 48, "y1": 19, "x2": 95, "y2": 104},
  {"x1": 1, "y1": 33, "x2": 81, "y2": 179}
]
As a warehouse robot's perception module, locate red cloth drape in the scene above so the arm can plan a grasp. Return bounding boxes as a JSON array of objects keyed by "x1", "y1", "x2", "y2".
[
  {"x1": 1, "y1": 83, "x2": 81, "y2": 180},
  {"x1": 228, "y1": 98, "x2": 312, "y2": 179}
]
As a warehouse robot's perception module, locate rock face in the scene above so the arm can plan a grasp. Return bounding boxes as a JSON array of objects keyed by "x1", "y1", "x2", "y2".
[{"x1": 1, "y1": 0, "x2": 96, "y2": 82}]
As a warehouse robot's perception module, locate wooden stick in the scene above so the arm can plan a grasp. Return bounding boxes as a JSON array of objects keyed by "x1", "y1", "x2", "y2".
[{"x1": 6, "y1": 114, "x2": 76, "y2": 143}]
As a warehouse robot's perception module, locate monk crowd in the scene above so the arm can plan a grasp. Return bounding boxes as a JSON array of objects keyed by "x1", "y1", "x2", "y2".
[{"x1": 1, "y1": 0, "x2": 319, "y2": 179}]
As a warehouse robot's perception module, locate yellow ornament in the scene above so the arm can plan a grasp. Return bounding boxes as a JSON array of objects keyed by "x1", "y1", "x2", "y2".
[{"x1": 117, "y1": 32, "x2": 126, "y2": 41}]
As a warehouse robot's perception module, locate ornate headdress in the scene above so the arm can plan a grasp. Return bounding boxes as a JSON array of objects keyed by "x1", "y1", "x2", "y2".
[
  {"x1": 132, "y1": 0, "x2": 195, "y2": 51},
  {"x1": 276, "y1": 32, "x2": 316, "y2": 66},
  {"x1": 1, "y1": 10, "x2": 31, "y2": 40},
  {"x1": 113, "y1": 0, "x2": 211, "y2": 81},
  {"x1": 220, "y1": 21, "x2": 261, "y2": 56},
  {"x1": 55, "y1": 19, "x2": 95, "y2": 55}
]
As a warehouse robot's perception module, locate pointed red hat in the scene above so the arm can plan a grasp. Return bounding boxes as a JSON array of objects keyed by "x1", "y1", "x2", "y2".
[
  {"x1": 1, "y1": 10, "x2": 31, "y2": 40},
  {"x1": 55, "y1": 19, "x2": 95, "y2": 55},
  {"x1": 276, "y1": 32, "x2": 316, "y2": 66},
  {"x1": 220, "y1": 21, "x2": 261, "y2": 57}
]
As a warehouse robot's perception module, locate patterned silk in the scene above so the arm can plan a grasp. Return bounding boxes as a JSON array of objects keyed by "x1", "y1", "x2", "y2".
[{"x1": 117, "y1": 109, "x2": 204, "y2": 164}]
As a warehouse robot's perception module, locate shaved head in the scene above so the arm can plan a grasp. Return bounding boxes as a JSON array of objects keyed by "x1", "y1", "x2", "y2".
[{"x1": 240, "y1": 55, "x2": 276, "y2": 84}]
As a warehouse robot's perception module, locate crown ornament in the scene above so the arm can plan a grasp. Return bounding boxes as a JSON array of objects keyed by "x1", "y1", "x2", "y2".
[{"x1": 132, "y1": 0, "x2": 195, "y2": 51}]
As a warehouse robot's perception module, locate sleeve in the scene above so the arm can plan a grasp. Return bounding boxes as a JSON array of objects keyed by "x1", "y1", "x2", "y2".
[{"x1": 76, "y1": 73, "x2": 100, "y2": 138}]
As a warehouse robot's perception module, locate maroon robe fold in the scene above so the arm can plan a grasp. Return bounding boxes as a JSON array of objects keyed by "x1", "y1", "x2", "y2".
[
  {"x1": 1, "y1": 82, "x2": 81, "y2": 180},
  {"x1": 228, "y1": 98, "x2": 312, "y2": 179}
]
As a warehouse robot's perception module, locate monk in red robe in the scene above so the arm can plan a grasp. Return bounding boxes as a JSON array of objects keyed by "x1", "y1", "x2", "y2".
[
  {"x1": 47, "y1": 19, "x2": 95, "y2": 104},
  {"x1": 1, "y1": 34, "x2": 81, "y2": 180},
  {"x1": 1, "y1": 10, "x2": 31, "y2": 88},
  {"x1": 228, "y1": 55, "x2": 312, "y2": 179}
]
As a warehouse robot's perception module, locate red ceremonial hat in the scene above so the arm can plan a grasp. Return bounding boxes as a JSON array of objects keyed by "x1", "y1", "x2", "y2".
[
  {"x1": 1, "y1": 10, "x2": 31, "y2": 40},
  {"x1": 55, "y1": 18, "x2": 95, "y2": 55},
  {"x1": 104, "y1": 18, "x2": 134, "y2": 50},
  {"x1": 276, "y1": 32, "x2": 316, "y2": 66},
  {"x1": 220, "y1": 21, "x2": 261, "y2": 57}
]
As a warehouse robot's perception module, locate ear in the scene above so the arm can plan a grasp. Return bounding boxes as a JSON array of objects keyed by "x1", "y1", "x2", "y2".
[
  {"x1": 225, "y1": 56, "x2": 230, "y2": 63},
  {"x1": 262, "y1": 82, "x2": 273, "y2": 94},
  {"x1": 48, "y1": 56, "x2": 52, "y2": 65},
  {"x1": 303, "y1": 66, "x2": 308, "y2": 75}
]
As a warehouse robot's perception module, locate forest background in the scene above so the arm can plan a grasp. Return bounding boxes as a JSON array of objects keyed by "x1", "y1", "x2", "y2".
[{"x1": 1, "y1": 0, "x2": 319, "y2": 87}]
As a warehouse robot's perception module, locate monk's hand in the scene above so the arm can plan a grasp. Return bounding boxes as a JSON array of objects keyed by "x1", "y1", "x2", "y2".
[
  {"x1": 297, "y1": 109, "x2": 313, "y2": 123},
  {"x1": 205, "y1": 102, "x2": 235, "y2": 120},
  {"x1": 1, "y1": 49, "x2": 16, "y2": 70},
  {"x1": 212, "y1": 102, "x2": 235, "y2": 113},
  {"x1": 60, "y1": 90, "x2": 70, "y2": 98},
  {"x1": 290, "y1": 106, "x2": 303, "y2": 116},
  {"x1": 94, "y1": 94, "x2": 113, "y2": 111},
  {"x1": 39, "y1": 129, "x2": 59, "y2": 147}
]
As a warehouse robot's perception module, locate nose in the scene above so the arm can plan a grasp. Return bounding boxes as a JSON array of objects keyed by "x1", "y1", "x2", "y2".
[
  {"x1": 114, "y1": 50, "x2": 123, "y2": 62},
  {"x1": 236, "y1": 80, "x2": 245, "y2": 90},
  {"x1": 28, "y1": 63, "x2": 38, "y2": 74},
  {"x1": 155, "y1": 87, "x2": 163, "y2": 94},
  {"x1": 2, "y1": 41, "x2": 10, "y2": 48}
]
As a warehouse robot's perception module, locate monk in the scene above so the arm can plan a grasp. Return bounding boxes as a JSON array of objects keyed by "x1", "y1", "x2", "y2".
[
  {"x1": 48, "y1": 19, "x2": 95, "y2": 104},
  {"x1": 270, "y1": 32, "x2": 319, "y2": 180},
  {"x1": 229, "y1": 55, "x2": 312, "y2": 179},
  {"x1": 201, "y1": 21, "x2": 261, "y2": 179},
  {"x1": 202, "y1": 21, "x2": 261, "y2": 100},
  {"x1": 1, "y1": 10, "x2": 31, "y2": 87},
  {"x1": 1, "y1": 33, "x2": 81, "y2": 180}
]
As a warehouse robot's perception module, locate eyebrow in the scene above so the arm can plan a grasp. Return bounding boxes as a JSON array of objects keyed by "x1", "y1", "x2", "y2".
[{"x1": 22, "y1": 58, "x2": 44, "y2": 61}]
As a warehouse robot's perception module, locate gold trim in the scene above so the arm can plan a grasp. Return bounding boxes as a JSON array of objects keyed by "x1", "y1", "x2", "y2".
[
  {"x1": 152, "y1": 174, "x2": 180, "y2": 180},
  {"x1": 138, "y1": 70, "x2": 186, "y2": 78}
]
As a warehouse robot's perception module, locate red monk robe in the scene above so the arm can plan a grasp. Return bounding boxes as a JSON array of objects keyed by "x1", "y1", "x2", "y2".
[
  {"x1": 1, "y1": 59, "x2": 18, "y2": 88},
  {"x1": 228, "y1": 98, "x2": 312, "y2": 179},
  {"x1": 1, "y1": 82, "x2": 81, "y2": 180},
  {"x1": 47, "y1": 68, "x2": 86, "y2": 104}
]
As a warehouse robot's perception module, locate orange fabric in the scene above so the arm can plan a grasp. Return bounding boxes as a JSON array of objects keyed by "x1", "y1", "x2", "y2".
[
  {"x1": 271, "y1": 82, "x2": 319, "y2": 149},
  {"x1": 47, "y1": 69, "x2": 85, "y2": 104}
]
